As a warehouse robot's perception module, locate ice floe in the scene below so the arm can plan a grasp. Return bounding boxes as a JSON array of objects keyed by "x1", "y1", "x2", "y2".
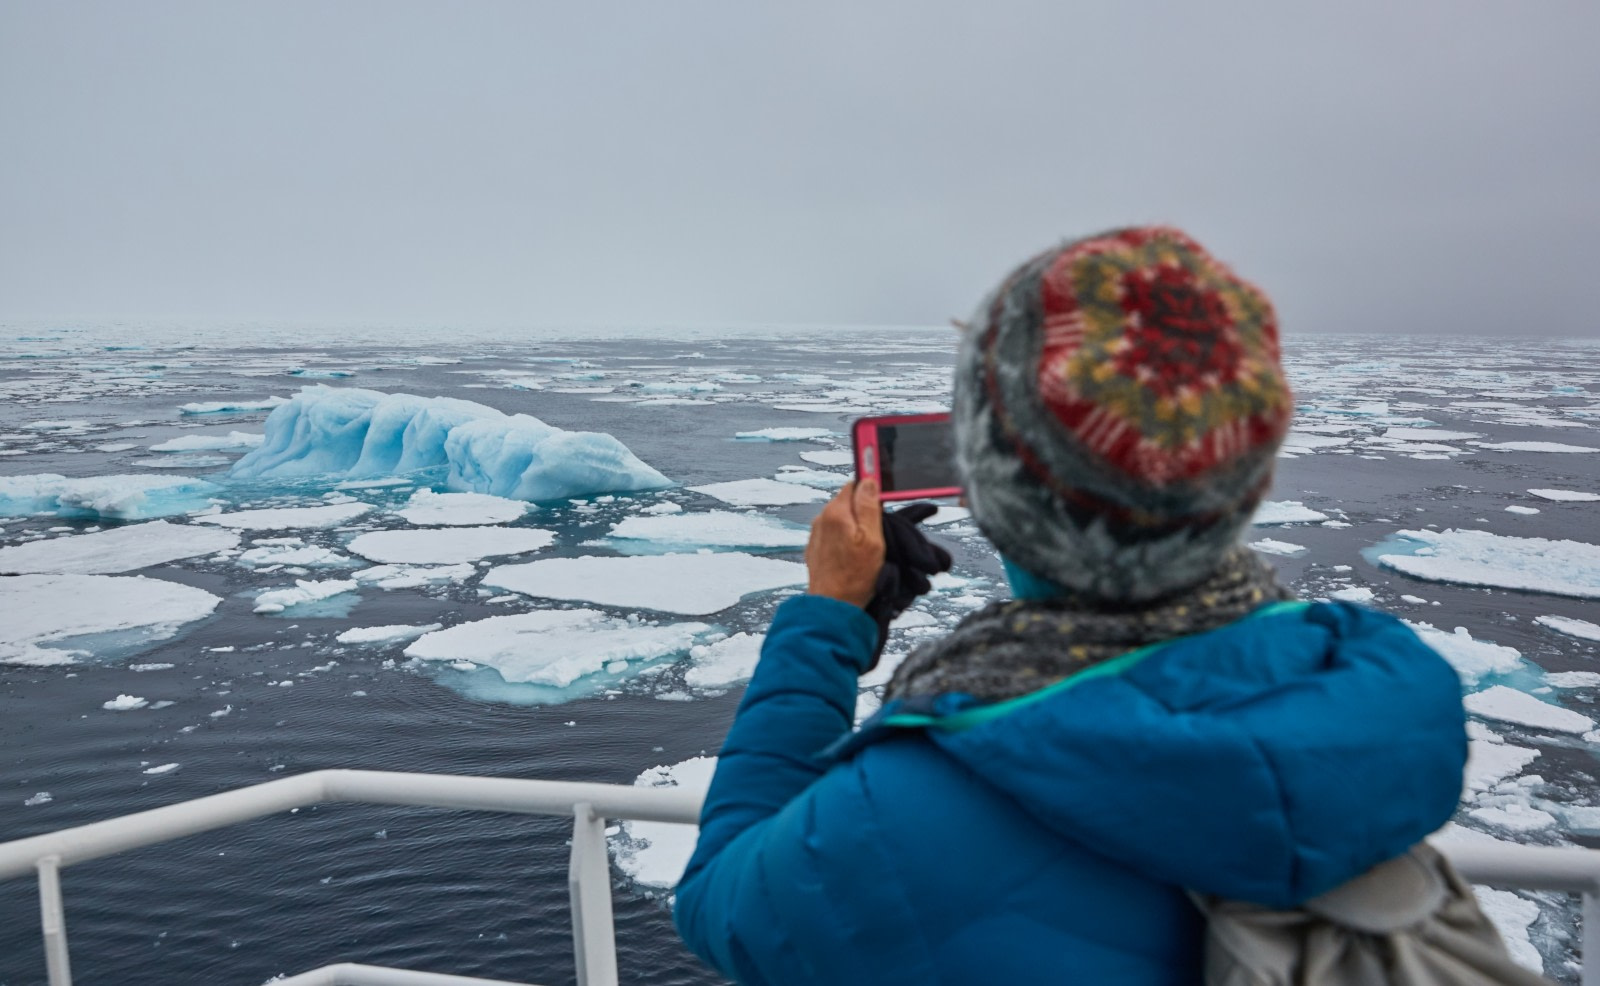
[
  {"x1": 1464, "y1": 738, "x2": 1540, "y2": 793},
  {"x1": 1381, "y1": 428, "x2": 1480, "y2": 442},
  {"x1": 148, "y1": 431, "x2": 264, "y2": 452},
  {"x1": 390, "y1": 489, "x2": 527, "y2": 526},
  {"x1": 1503, "y1": 506, "x2": 1540, "y2": 515},
  {"x1": 352, "y1": 564, "x2": 476, "y2": 590},
  {"x1": 1251, "y1": 501, "x2": 1329, "y2": 525},
  {"x1": 347, "y1": 526, "x2": 555, "y2": 564},
  {"x1": 253, "y1": 579, "x2": 360, "y2": 614},
  {"x1": 0, "y1": 473, "x2": 220, "y2": 521},
  {"x1": 335, "y1": 623, "x2": 443, "y2": 645},
  {"x1": 1474, "y1": 441, "x2": 1598, "y2": 453},
  {"x1": 1374, "y1": 529, "x2": 1600, "y2": 599},
  {"x1": 611, "y1": 756, "x2": 716, "y2": 889},
  {"x1": 685, "y1": 633, "x2": 765, "y2": 691},
  {"x1": 735, "y1": 427, "x2": 837, "y2": 442},
  {"x1": 1535, "y1": 615, "x2": 1600, "y2": 642},
  {"x1": 484, "y1": 552, "x2": 807, "y2": 615},
  {"x1": 1544, "y1": 672, "x2": 1600, "y2": 688},
  {"x1": 798, "y1": 449, "x2": 854, "y2": 467},
  {"x1": 688, "y1": 478, "x2": 830, "y2": 506},
  {"x1": 1327, "y1": 587, "x2": 1375, "y2": 603},
  {"x1": 0, "y1": 521, "x2": 238, "y2": 574},
  {"x1": 1473, "y1": 888, "x2": 1544, "y2": 974},
  {"x1": 774, "y1": 467, "x2": 847, "y2": 490},
  {"x1": 1464, "y1": 685, "x2": 1594, "y2": 734},
  {"x1": 0, "y1": 573, "x2": 221, "y2": 665},
  {"x1": 405, "y1": 610, "x2": 709, "y2": 689},
  {"x1": 1406, "y1": 622, "x2": 1525, "y2": 687},
  {"x1": 103, "y1": 694, "x2": 148, "y2": 711},
  {"x1": 1249, "y1": 539, "x2": 1307, "y2": 557},
  {"x1": 237, "y1": 538, "x2": 350, "y2": 568},
  {"x1": 606, "y1": 511, "x2": 807, "y2": 553},
  {"x1": 1527, "y1": 488, "x2": 1599, "y2": 502},
  {"x1": 230, "y1": 386, "x2": 670, "y2": 500},
  {"x1": 196, "y1": 502, "x2": 373, "y2": 530},
  {"x1": 179, "y1": 397, "x2": 288, "y2": 415}
]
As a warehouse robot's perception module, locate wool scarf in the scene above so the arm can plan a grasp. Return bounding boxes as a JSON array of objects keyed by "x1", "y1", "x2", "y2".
[{"x1": 883, "y1": 547, "x2": 1294, "y2": 703}]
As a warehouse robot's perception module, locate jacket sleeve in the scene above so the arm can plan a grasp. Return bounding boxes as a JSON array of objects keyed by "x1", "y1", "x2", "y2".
[{"x1": 673, "y1": 593, "x2": 878, "y2": 979}]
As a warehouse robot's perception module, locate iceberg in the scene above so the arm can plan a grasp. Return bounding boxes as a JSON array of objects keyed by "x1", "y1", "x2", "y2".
[
  {"x1": 230, "y1": 386, "x2": 670, "y2": 501},
  {"x1": 0, "y1": 573, "x2": 221, "y2": 665},
  {"x1": 0, "y1": 521, "x2": 239, "y2": 575},
  {"x1": 0, "y1": 473, "x2": 220, "y2": 521}
]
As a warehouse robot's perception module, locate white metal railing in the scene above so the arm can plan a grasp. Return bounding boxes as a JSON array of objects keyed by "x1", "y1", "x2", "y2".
[{"x1": 2, "y1": 769, "x2": 1598, "y2": 985}]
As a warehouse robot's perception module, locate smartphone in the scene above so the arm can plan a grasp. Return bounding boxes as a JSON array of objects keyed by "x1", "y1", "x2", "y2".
[{"x1": 852, "y1": 412, "x2": 961, "y2": 502}]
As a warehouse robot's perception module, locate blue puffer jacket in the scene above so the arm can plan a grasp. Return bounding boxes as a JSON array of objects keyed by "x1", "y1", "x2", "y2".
[{"x1": 674, "y1": 594, "x2": 1467, "y2": 986}]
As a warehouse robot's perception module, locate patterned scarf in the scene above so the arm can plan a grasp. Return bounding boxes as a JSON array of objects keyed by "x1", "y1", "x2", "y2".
[{"x1": 883, "y1": 547, "x2": 1294, "y2": 703}]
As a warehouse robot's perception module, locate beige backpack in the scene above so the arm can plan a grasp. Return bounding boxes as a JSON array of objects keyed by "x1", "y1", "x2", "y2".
[{"x1": 1189, "y1": 844, "x2": 1556, "y2": 985}]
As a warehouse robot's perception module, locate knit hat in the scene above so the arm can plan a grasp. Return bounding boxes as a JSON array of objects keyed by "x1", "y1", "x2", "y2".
[{"x1": 954, "y1": 226, "x2": 1293, "y2": 602}]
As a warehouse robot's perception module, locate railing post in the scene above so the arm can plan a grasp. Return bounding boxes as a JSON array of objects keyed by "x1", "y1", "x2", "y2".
[
  {"x1": 1585, "y1": 891, "x2": 1599, "y2": 986},
  {"x1": 37, "y1": 855, "x2": 72, "y2": 986},
  {"x1": 567, "y1": 802, "x2": 618, "y2": 986}
]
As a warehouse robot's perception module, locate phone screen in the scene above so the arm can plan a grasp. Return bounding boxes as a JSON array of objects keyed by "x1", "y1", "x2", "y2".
[{"x1": 875, "y1": 419, "x2": 957, "y2": 494}]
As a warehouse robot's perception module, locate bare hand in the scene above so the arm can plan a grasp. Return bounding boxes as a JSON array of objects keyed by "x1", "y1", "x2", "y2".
[{"x1": 805, "y1": 479, "x2": 885, "y2": 609}]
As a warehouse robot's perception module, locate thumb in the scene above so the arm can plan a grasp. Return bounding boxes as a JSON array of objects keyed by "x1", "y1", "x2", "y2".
[{"x1": 854, "y1": 477, "x2": 882, "y2": 524}]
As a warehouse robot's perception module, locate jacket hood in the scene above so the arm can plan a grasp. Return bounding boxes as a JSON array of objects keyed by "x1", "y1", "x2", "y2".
[{"x1": 891, "y1": 602, "x2": 1466, "y2": 908}]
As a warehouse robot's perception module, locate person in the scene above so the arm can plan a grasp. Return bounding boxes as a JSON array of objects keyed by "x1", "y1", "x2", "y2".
[{"x1": 673, "y1": 227, "x2": 1468, "y2": 985}]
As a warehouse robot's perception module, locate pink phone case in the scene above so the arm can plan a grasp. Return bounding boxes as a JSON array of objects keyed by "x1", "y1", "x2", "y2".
[{"x1": 851, "y1": 412, "x2": 962, "y2": 502}]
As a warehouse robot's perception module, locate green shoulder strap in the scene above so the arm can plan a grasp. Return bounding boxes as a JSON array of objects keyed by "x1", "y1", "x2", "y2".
[{"x1": 882, "y1": 599, "x2": 1311, "y2": 734}]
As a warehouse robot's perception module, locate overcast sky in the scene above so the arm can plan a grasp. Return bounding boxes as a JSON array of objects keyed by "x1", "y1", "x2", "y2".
[{"x1": 2, "y1": 1, "x2": 1596, "y2": 336}]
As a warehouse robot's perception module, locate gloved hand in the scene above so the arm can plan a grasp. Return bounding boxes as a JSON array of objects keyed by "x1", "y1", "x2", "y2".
[{"x1": 862, "y1": 502, "x2": 954, "y2": 670}]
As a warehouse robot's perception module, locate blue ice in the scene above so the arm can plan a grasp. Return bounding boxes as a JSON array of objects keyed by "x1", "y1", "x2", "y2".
[{"x1": 230, "y1": 386, "x2": 671, "y2": 501}]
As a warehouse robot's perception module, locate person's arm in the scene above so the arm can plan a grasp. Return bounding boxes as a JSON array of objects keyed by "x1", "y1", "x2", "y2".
[{"x1": 674, "y1": 482, "x2": 883, "y2": 978}]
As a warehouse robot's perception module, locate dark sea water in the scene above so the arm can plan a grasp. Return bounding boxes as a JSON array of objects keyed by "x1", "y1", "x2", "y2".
[{"x1": 2, "y1": 329, "x2": 1598, "y2": 984}]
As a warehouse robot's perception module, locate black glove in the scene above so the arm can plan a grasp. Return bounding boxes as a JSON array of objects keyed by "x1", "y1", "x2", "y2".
[{"x1": 862, "y1": 502, "x2": 954, "y2": 670}]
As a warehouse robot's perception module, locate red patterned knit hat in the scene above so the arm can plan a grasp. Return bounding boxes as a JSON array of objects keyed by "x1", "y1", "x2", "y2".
[{"x1": 954, "y1": 226, "x2": 1293, "y2": 601}]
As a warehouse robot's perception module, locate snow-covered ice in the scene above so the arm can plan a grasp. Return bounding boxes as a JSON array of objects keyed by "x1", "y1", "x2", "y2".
[
  {"x1": 405, "y1": 610, "x2": 710, "y2": 689},
  {"x1": 685, "y1": 633, "x2": 765, "y2": 691},
  {"x1": 336, "y1": 623, "x2": 443, "y2": 645},
  {"x1": 148, "y1": 431, "x2": 264, "y2": 452},
  {"x1": 1464, "y1": 739, "x2": 1539, "y2": 793},
  {"x1": 142, "y1": 763, "x2": 180, "y2": 775},
  {"x1": 237, "y1": 539, "x2": 350, "y2": 568},
  {"x1": 0, "y1": 473, "x2": 220, "y2": 521},
  {"x1": 1473, "y1": 888, "x2": 1545, "y2": 974},
  {"x1": 798, "y1": 449, "x2": 854, "y2": 467},
  {"x1": 1249, "y1": 539, "x2": 1306, "y2": 557},
  {"x1": 352, "y1": 564, "x2": 476, "y2": 590},
  {"x1": 196, "y1": 503, "x2": 373, "y2": 530},
  {"x1": 102, "y1": 694, "x2": 148, "y2": 711},
  {"x1": 1374, "y1": 529, "x2": 1600, "y2": 599},
  {"x1": 347, "y1": 526, "x2": 555, "y2": 564},
  {"x1": 1251, "y1": 501, "x2": 1329, "y2": 525},
  {"x1": 1406, "y1": 622, "x2": 1525, "y2": 687},
  {"x1": 1544, "y1": 672, "x2": 1600, "y2": 688},
  {"x1": 390, "y1": 489, "x2": 527, "y2": 526},
  {"x1": 606, "y1": 511, "x2": 807, "y2": 553},
  {"x1": 734, "y1": 427, "x2": 835, "y2": 442},
  {"x1": 688, "y1": 478, "x2": 830, "y2": 506},
  {"x1": 484, "y1": 552, "x2": 807, "y2": 615},
  {"x1": 1535, "y1": 615, "x2": 1600, "y2": 642},
  {"x1": 253, "y1": 579, "x2": 360, "y2": 614},
  {"x1": 1527, "y1": 488, "x2": 1599, "y2": 502},
  {"x1": 774, "y1": 467, "x2": 848, "y2": 490},
  {"x1": 1464, "y1": 685, "x2": 1594, "y2": 734},
  {"x1": 1474, "y1": 441, "x2": 1598, "y2": 453},
  {"x1": 1381, "y1": 428, "x2": 1480, "y2": 442},
  {"x1": 0, "y1": 521, "x2": 238, "y2": 574},
  {"x1": 611, "y1": 756, "x2": 716, "y2": 889},
  {"x1": 1327, "y1": 586, "x2": 1375, "y2": 603},
  {"x1": 1503, "y1": 505, "x2": 1540, "y2": 515},
  {"x1": 0, "y1": 574, "x2": 221, "y2": 665},
  {"x1": 230, "y1": 386, "x2": 670, "y2": 500},
  {"x1": 179, "y1": 397, "x2": 287, "y2": 415}
]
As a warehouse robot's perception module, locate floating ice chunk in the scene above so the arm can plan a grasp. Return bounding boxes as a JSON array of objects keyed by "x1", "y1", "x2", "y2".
[
  {"x1": 611, "y1": 756, "x2": 716, "y2": 889},
  {"x1": 237, "y1": 540, "x2": 350, "y2": 568},
  {"x1": 0, "y1": 473, "x2": 220, "y2": 521},
  {"x1": 1472, "y1": 888, "x2": 1544, "y2": 974},
  {"x1": 484, "y1": 553, "x2": 807, "y2": 615},
  {"x1": 1381, "y1": 428, "x2": 1480, "y2": 442},
  {"x1": 406, "y1": 610, "x2": 709, "y2": 689},
  {"x1": 685, "y1": 633, "x2": 765, "y2": 691},
  {"x1": 252, "y1": 579, "x2": 359, "y2": 614},
  {"x1": 286, "y1": 367, "x2": 357, "y2": 378},
  {"x1": 1503, "y1": 505, "x2": 1540, "y2": 515},
  {"x1": 799, "y1": 449, "x2": 854, "y2": 467},
  {"x1": 0, "y1": 574, "x2": 220, "y2": 665},
  {"x1": 196, "y1": 503, "x2": 373, "y2": 530},
  {"x1": 1375, "y1": 529, "x2": 1600, "y2": 599},
  {"x1": 1474, "y1": 441, "x2": 1598, "y2": 453},
  {"x1": 335, "y1": 477, "x2": 412, "y2": 490},
  {"x1": 127, "y1": 454, "x2": 232, "y2": 469},
  {"x1": 1469, "y1": 802, "x2": 1555, "y2": 832},
  {"x1": 1249, "y1": 539, "x2": 1306, "y2": 557},
  {"x1": 0, "y1": 521, "x2": 238, "y2": 574},
  {"x1": 1251, "y1": 501, "x2": 1329, "y2": 525},
  {"x1": 1545, "y1": 672, "x2": 1600, "y2": 688},
  {"x1": 231, "y1": 386, "x2": 669, "y2": 500},
  {"x1": 336, "y1": 623, "x2": 442, "y2": 645},
  {"x1": 1535, "y1": 615, "x2": 1600, "y2": 642},
  {"x1": 774, "y1": 467, "x2": 847, "y2": 490},
  {"x1": 1465, "y1": 685, "x2": 1594, "y2": 734},
  {"x1": 1527, "y1": 488, "x2": 1599, "y2": 502},
  {"x1": 1327, "y1": 586, "x2": 1374, "y2": 603},
  {"x1": 143, "y1": 762, "x2": 180, "y2": 774},
  {"x1": 1406, "y1": 622, "x2": 1524, "y2": 687},
  {"x1": 148, "y1": 431, "x2": 264, "y2": 452},
  {"x1": 607, "y1": 511, "x2": 807, "y2": 553},
  {"x1": 179, "y1": 397, "x2": 288, "y2": 415},
  {"x1": 348, "y1": 526, "x2": 555, "y2": 564},
  {"x1": 1282, "y1": 432, "x2": 1354, "y2": 450},
  {"x1": 391, "y1": 489, "x2": 527, "y2": 526},
  {"x1": 688, "y1": 478, "x2": 829, "y2": 506},
  {"x1": 352, "y1": 564, "x2": 475, "y2": 589},
  {"x1": 734, "y1": 427, "x2": 836, "y2": 442},
  {"x1": 103, "y1": 694, "x2": 148, "y2": 711},
  {"x1": 639, "y1": 501, "x2": 683, "y2": 515},
  {"x1": 1464, "y1": 739, "x2": 1539, "y2": 793},
  {"x1": 94, "y1": 443, "x2": 137, "y2": 453},
  {"x1": 23, "y1": 792, "x2": 52, "y2": 806}
]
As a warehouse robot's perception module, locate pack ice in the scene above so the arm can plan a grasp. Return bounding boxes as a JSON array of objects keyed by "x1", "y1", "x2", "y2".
[
  {"x1": 0, "y1": 474, "x2": 220, "y2": 521},
  {"x1": 1375, "y1": 529, "x2": 1600, "y2": 599},
  {"x1": 0, "y1": 574, "x2": 221, "y2": 665},
  {"x1": 229, "y1": 386, "x2": 670, "y2": 500}
]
